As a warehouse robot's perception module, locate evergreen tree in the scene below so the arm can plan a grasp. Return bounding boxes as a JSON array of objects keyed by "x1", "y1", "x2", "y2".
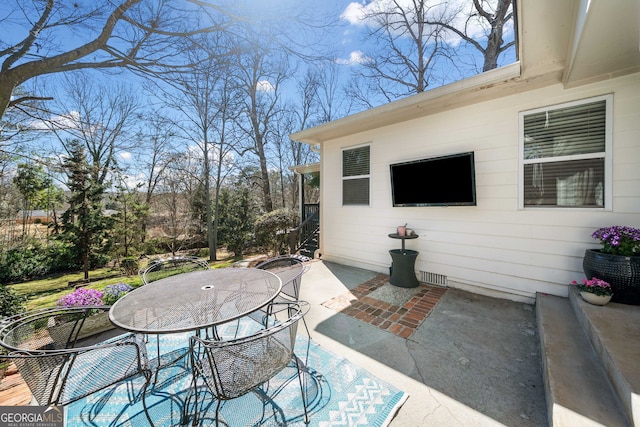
[
  {"x1": 110, "y1": 180, "x2": 148, "y2": 259},
  {"x1": 190, "y1": 181, "x2": 209, "y2": 240},
  {"x1": 59, "y1": 140, "x2": 110, "y2": 280},
  {"x1": 217, "y1": 185, "x2": 257, "y2": 257},
  {"x1": 13, "y1": 163, "x2": 50, "y2": 238}
]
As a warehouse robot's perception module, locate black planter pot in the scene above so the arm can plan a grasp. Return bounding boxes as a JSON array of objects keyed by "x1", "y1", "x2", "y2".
[{"x1": 583, "y1": 249, "x2": 640, "y2": 305}]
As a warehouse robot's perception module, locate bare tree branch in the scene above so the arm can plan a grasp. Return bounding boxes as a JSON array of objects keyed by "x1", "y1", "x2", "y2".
[
  {"x1": 427, "y1": 0, "x2": 514, "y2": 72},
  {"x1": 348, "y1": 0, "x2": 515, "y2": 105},
  {"x1": 348, "y1": 0, "x2": 452, "y2": 102},
  {"x1": 8, "y1": 96, "x2": 54, "y2": 108},
  {"x1": 0, "y1": 0, "x2": 240, "y2": 120}
]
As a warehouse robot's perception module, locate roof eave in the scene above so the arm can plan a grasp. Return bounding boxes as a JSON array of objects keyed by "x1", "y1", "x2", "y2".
[{"x1": 291, "y1": 62, "x2": 527, "y2": 145}]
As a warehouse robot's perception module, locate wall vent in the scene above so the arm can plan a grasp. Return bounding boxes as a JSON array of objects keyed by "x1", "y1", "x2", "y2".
[{"x1": 419, "y1": 271, "x2": 448, "y2": 287}]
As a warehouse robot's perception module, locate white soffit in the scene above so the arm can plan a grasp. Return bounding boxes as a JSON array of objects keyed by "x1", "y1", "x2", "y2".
[
  {"x1": 563, "y1": 0, "x2": 640, "y2": 87},
  {"x1": 290, "y1": 163, "x2": 320, "y2": 174},
  {"x1": 517, "y1": 0, "x2": 575, "y2": 78}
]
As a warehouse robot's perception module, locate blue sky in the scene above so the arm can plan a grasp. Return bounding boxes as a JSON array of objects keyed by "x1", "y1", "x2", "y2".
[
  {"x1": 20, "y1": 0, "x2": 516, "y2": 123},
  {"x1": 325, "y1": 0, "x2": 514, "y2": 66},
  {"x1": 268, "y1": 0, "x2": 516, "y2": 108},
  {"x1": 14, "y1": 0, "x2": 516, "y2": 186}
]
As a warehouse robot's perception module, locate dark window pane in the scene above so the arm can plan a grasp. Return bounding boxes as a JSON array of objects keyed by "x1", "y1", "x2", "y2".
[
  {"x1": 524, "y1": 100, "x2": 606, "y2": 159},
  {"x1": 343, "y1": 178, "x2": 370, "y2": 205},
  {"x1": 524, "y1": 158, "x2": 604, "y2": 207},
  {"x1": 343, "y1": 146, "x2": 370, "y2": 177}
]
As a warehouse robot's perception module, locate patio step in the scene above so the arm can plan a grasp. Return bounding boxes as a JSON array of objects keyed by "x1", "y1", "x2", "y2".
[
  {"x1": 568, "y1": 286, "x2": 640, "y2": 426},
  {"x1": 536, "y1": 289, "x2": 633, "y2": 427}
]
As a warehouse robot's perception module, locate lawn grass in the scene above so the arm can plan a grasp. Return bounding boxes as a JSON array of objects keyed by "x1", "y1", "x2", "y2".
[
  {"x1": 9, "y1": 252, "x2": 258, "y2": 311},
  {"x1": 11, "y1": 267, "x2": 143, "y2": 311}
]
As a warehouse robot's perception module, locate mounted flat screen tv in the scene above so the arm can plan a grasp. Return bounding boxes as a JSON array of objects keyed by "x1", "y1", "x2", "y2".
[{"x1": 390, "y1": 152, "x2": 476, "y2": 207}]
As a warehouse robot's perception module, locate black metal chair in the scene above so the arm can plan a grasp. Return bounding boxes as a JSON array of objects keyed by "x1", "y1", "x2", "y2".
[
  {"x1": 139, "y1": 256, "x2": 210, "y2": 286},
  {"x1": 189, "y1": 301, "x2": 310, "y2": 426},
  {"x1": 254, "y1": 255, "x2": 312, "y2": 336},
  {"x1": 138, "y1": 255, "x2": 211, "y2": 359},
  {"x1": 255, "y1": 255, "x2": 310, "y2": 300},
  {"x1": 0, "y1": 306, "x2": 152, "y2": 422}
]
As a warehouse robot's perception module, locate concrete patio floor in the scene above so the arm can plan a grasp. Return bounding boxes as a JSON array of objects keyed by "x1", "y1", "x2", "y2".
[
  {"x1": 301, "y1": 259, "x2": 547, "y2": 427},
  {"x1": 0, "y1": 259, "x2": 548, "y2": 426}
]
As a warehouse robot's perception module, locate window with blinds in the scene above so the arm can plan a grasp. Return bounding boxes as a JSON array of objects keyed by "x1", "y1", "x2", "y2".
[
  {"x1": 521, "y1": 96, "x2": 611, "y2": 208},
  {"x1": 342, "y1": 145, "x2": 370, "y2": 205}
]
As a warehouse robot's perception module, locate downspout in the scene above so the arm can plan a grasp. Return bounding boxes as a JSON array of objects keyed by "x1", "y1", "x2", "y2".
[{"x1": 299, "y1": 171, "x2": 305, "y2": 222}]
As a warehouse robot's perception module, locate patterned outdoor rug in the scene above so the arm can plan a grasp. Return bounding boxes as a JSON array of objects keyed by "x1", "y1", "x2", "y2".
[{"x1": 66, "y1": 321, "x2": 408, "y2": 426}]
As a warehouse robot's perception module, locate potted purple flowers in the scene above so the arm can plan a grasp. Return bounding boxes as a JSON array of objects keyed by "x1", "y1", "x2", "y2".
[
  {"x1": 592, "y1": 226, "x2": 640, "y2": 257},
  {"x1": 55, "y1": 284, "x2": 132, "y2": 339},
  {"x1": 102, "y1": 283, "x2": 133, "y2": 305},
  {"x1": 583, "y1": 225, "x2": 640, "y2": 305},
  {"x1": 56, "y1": 288, "x2": 104, "y2": 308}
]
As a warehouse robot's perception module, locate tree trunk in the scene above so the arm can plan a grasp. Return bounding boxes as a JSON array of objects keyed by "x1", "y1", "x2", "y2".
[
  {"x1": 260, "y1": 155, "x2": 273, "y2": 212},
  {"x1": 0, "y1": 75, "x2": 15, "y2": 120},
  {"x1": 483, "y1": 29, "x2": 501, "y2": 72}
]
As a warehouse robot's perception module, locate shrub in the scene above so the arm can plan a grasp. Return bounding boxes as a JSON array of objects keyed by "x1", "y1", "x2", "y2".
[
  {"x1": 194, "y1": 248, "x2": 210, "y2": 258},
  {"x1": 254, "y1": 208, "x2": 298, "y2": 256},
  {"x1": 217, "y1": 187, "x2": 258, "y2": 257},
  {"x1": 121, "y1": 257, "x2": 139, "y2": 276},
  {"x1": 141, "y1": 237, "x2": 173, "y2": 255},
  {"x1": 0, "y1": 242, "x2": 50, "y2": 283},
  {"x1": 0, "y1": 285, "x2": 26, "y2": 317},
  {"x1": 46, "y1": 240, "x2": 80, "y2": 272},
  {"x1": 0, "y1": 240, "x2": 94, "y2": 284},
  {"x1": 89, "y1": 251, "x2": 110, "y2": 269}
]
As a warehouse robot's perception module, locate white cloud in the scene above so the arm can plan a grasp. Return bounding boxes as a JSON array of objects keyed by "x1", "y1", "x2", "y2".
[
  {"x1": 340, "y1": 0, "x2": 510, "y2": 47},
  {"x1": 30, "y1": 110, "x2": 80, "y2": 131},
  {"x1": 340, "y1": 2, "x2": 368, "y2": 26},
  {"x1": 119, "y1": 151, "x2": 132, "y2": 161},
  {"x1": 256, "y1": 80, "x2": 275, "y2": 92},
  {"x1": 336, "y1": 50, "x2": 370, "y2": 66},
  {"x1": 120, "y1": 172, "x2": 146, "y2": 189}
]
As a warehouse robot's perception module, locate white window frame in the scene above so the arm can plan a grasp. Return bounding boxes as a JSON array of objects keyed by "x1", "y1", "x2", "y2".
[
  {"x1": 342, "y1": 144, "x2": 371, "y2": 206},
  {"x1": 518, "y1": 94, "x2": 613, "y2": 210}
]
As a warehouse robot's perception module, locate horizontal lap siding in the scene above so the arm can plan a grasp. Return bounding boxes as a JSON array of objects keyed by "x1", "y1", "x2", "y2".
[{"x1": 320, "y1": 74, "x2": 640, "y2": 300}]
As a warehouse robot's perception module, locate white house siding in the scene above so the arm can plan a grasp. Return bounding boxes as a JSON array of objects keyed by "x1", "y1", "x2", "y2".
[{"x1": 318, "y1": 72, "x2": 640, "y2": 303}]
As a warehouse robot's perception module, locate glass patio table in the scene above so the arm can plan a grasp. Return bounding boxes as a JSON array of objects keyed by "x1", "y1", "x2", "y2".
[
  {"x1": 109, "y1": 268, "x2": 282, "y2": 335},
  {"x1": 109, "y1": 267, "x2": 282, "y2": 425}
]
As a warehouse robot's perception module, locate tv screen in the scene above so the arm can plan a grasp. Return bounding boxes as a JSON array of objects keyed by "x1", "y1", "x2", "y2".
[{"x1": 390, "y1": 152, "x2": 476, "y2": 207}]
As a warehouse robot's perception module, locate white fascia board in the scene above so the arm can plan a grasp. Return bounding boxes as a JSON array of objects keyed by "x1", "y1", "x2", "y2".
[{"x1": 291, "y1": 62, "x2": 522, "y2": 145}]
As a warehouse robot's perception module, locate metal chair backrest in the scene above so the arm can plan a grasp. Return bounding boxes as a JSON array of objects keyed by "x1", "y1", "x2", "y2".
[
  {"x1": 139, "y1": 256, "x2": 210, "y2": 285},
  {"x1": 255, "y1": 255, "x2": 310, "y2": 301},
  {"x1": 0, "y1": 306, "x2": 149, "y2": 406},
  {"x1": 189, "y1": 301, "x2": 309, "y2": 425}
]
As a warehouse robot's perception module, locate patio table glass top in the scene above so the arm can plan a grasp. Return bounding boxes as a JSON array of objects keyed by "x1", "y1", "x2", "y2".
[{"x1": 109, "y1": 268, "x2": 282, "y2": 334}]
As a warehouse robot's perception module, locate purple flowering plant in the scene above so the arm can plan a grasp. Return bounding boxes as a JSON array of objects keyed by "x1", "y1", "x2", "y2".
[
  {"x1": 102, "y1": 282, "x2": 133, "y2": 305},
  {"x1": 571, "y1": 277, "x2": 613, "y2": 296},
  {"x1": 56, "y1": 288, "x2": 104, "y2": 308},
  {"x1": 592, "y1": 225, "x2": 640, "y2": 257}
]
